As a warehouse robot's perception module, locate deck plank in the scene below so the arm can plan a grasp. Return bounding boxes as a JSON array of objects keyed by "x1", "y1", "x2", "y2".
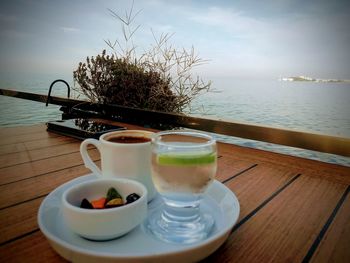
[
  {"x1": 0, "y1": 136, "x2": 77, "y2": 156},
  {"x1": 0, "y1": 131, "x2": 59, "y2": 146},
  {"x1": 0, "y1": 124, "x2": 45, "y2": 136},
  {"x1": 219, "y1": 142, "x2": 350, "y2": 178},
  {"x1": 216, "y1": 156, "x2": 257, "y2": 182},
  {"x1": 0, "y1": 141, "x2": 84, "y2": 168},
  {"x1": 0, "y1": 231, "x2": 67, "y2": 263},
  {"x1": 0, "y1": 197, "x2": 43, "y2": 244},
  {"x1": 0, "y1": 163, "x2": 99, "y2": 209},
  {"x1": 224, "y1": 164, "x2": 298, "y2": 220},
  {"x1": 0, "y1": 149, "x2": 100, "y2": 185},
  {"x1": 311, "y1": 187, "x2": 350, "y2": 262},
  {"x1": 207, "y1": 174, "x2": 347, "y2": 262}
]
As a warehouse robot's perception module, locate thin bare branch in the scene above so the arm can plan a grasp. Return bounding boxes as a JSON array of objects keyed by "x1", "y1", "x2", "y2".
[
  {"x1": 108, "y1": 8, "x2": 128, "y2": 25},
  {"x1": 75, "y1": 4, "x2": 211, "y2": 113}
]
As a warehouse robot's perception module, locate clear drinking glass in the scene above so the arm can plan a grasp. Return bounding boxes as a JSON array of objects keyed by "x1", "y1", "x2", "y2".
[{"x1": 146, "y1": 131, "x2": 217, "y2": 244}]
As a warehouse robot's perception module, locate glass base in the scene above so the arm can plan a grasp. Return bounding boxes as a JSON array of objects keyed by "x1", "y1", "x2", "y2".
[{"x1": 145, "y1": 206, "x2": 214, "y2": 244}]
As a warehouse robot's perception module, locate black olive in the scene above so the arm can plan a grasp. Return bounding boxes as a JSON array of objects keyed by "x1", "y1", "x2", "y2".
[
  {"x1": 126, "y1": 193, "x2": 140, "y2": 204},
  {"x1": 80, "y1": 198, "x2": 93, "y2": 209}
]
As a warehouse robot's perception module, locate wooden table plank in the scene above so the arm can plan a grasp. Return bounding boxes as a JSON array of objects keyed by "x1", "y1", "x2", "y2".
[
  {"x1": 224, "y1": 164, "x2": 298, "y2": 221},
  {"x1": 0, "y1": 149, "x2": 100, "y2": 185},
  {"x1": 0, "y1": 197, "x2": 44, "y2": 244},
  {"x1": 0, "y1": 124, "x2": 45, "y2": 137},
  {"x1": 0, "y1": 136, "x2": 77, "y2": 156},
  {"x1": 207, "y1": 174, "x2": 347, "y2": 262},
  {"x1": 0, "y1": 129, "x2": 60, "y2": 146},
  {"x1": 0, "y1": 163, "x2": 99, "y2": 209},
  {"x1": 302, "y1": 168, "x2": 350, "y2": 186},
  {"x1": 219, "y1": 142, "x2": 350, "y2": 181},
  {"x1": 216, "y1": 156, "x2": 257, "y2": 183},
  {"x1": 0, "y1": 231, "x2": 67, "y2": 263},
  {"x1": 311, "y1": 187, "x2": 350, "y2": 263},
  {"x1": 0, "y1": 141, "x2": 84, "y2": 168}
]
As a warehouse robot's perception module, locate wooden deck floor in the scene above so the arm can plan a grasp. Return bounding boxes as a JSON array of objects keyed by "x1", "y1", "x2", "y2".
[{"x1": 0, "y1": 123, "x2": 349, "y2": 262}]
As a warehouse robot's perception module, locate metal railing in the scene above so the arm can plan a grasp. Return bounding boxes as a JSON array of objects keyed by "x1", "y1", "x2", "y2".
[{"x1": 1, "y1": 88, "x2": 349, "y2": 157}]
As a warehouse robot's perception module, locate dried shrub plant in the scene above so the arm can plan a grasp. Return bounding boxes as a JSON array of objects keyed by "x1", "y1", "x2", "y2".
[{"x1": 73, "y1": 3, "x2": 211, "y2": 113}]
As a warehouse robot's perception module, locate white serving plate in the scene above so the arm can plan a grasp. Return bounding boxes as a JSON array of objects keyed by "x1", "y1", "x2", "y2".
[{"x1": 38, "y1": 174, "x2": 240, "y2": 263}]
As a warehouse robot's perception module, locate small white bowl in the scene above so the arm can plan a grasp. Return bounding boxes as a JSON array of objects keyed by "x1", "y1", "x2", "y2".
[{"x1": 61, "y1": 178, "x2": 147, "y2": 241}]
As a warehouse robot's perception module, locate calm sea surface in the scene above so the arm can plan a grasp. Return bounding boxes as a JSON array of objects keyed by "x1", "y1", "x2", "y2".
[{"x1": 0, "y1": 74, "x2": 349, "y2": 166}]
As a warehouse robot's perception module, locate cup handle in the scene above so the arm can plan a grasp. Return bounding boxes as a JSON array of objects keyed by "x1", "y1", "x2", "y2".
[{"x1": 80, "y1": 138, "x2": 102, "y2": 177}]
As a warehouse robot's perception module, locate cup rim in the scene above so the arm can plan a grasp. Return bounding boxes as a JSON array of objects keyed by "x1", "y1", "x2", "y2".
[
  {"x1": 100, "y1": 130, "x2": 154, "y2": 145},
  {"x1": 153, "y1": 130, "x2": 216, "y2": 148}
]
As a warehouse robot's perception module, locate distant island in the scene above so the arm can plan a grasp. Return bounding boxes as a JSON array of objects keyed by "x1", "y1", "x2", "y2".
[{"x1": 279, "y1": 76, "x2": 350, "y2": 83}]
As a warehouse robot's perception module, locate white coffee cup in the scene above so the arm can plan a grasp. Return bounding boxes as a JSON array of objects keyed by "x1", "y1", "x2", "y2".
[{"x1": 80, "y1": 130, "x2": 157, "y2": 202}]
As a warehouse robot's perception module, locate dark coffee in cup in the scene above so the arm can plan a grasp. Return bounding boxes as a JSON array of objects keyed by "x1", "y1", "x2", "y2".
[{"x1": 107, "y1": 136, "x2": 151, "y2": 144}]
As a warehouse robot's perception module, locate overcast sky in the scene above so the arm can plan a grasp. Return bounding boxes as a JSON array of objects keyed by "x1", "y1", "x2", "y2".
[{"x1": 0, "y1": 0, "x2": 349, "y2": 80}]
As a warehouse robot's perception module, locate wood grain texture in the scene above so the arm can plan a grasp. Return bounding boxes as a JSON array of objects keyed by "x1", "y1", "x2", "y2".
[
  {"x1": 311, "y1": 189, "x2": 350, "y2": 263},
  {"x1": 207, "y1": 174, "x2": 346, "y2": 262},
  {"x1": 219, "y1": 141, "x2": 350, "y2": 185},
  {"x1": 0, "y1": 197, "x2": 44, "y2": 244},
  {"x1": 0, "y1": 231, "x2": 67, "y2": 263},
  {"x1": 0, "y1": 136, "x2": 77, "y2": 156},
  {"x1": 0, "y1": 130, "x2": 59, "y2": 146},
  {"x1": 0, "y1": 141, "x2": 83, "y2": 168},
  {"x1": 224, "y1": 164, "x2": 297, "y2": 220},
  {"x1": 216, "y1": 156, "x2": 256, "y2": 183},
  {"x1": 0, "y1": 163, "x2": 100, "y2": 209},
  {"x1": 0, "y1": 124, "x2": 44, "y2": 137},
  {"x1": 0, "y1": 149, "x2": 100, "y2": 185}
]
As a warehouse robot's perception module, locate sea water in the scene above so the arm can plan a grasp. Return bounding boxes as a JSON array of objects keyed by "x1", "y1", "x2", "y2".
[{"x1": 0, "y1": 74, "x2": 349, "y2": 166}]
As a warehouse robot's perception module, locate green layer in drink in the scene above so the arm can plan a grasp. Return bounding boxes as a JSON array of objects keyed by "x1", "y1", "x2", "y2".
[{"x1": 157, "y1": 152, "x2": 216, "y2": 166}]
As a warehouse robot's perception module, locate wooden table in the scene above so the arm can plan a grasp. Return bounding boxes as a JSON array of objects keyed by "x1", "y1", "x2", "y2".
[{"x1": 0, "y1": 122, "x2": 349, "y2": 262}]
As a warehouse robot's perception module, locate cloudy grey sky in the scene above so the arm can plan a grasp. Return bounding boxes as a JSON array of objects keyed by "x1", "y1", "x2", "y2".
[{"x1": 0, "y1": 0, "x2": 349, "y2": 80}]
